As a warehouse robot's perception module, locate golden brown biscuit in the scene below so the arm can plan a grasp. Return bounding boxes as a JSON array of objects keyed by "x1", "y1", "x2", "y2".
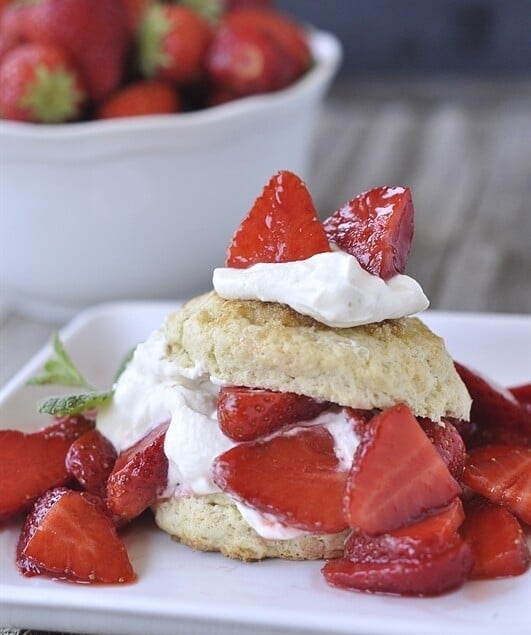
[
  {"x1": 165, "y1": 291, "x2": 471, "y2": 421},
  {"x1": 153, "y1": 494, "x2": 348, "y2": 561}
]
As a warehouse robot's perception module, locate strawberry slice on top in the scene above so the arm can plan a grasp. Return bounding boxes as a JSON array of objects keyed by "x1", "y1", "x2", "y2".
[
  {"x1": 323, "y1": 186, "x2": 414, "y2": 280},
  {"x1": 226, "y1": 170, "x2": 330, "y2": 268}
]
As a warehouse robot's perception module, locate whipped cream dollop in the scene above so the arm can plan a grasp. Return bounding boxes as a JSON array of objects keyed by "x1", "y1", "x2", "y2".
[
  {"x1": 97, "y1": 330, "x2": 359, "y2": 539},
  {"x1": 213, "y1": 250, "x2": 429, "y2": 328}
]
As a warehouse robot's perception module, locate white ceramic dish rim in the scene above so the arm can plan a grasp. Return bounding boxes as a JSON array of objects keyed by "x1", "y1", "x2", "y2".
[
  {"x1": 0, "y1": 29, "x2": 341, "y2": 141},
  {"x1": 1, "y1": 304, "x2": 530, "y2": 635}
]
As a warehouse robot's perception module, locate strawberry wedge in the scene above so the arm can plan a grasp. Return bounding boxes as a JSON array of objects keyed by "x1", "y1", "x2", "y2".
[
  {"x1": 17, "y1": 487, "x2": 135, "y2": 584},
  {"x1": 226, "y1": 170, "x2": 330, "y2": 268},
  {"x1": 345, "y1": 404, "x2": 462, "y2": 535},
  {"x1": 323, "y1": 186, "x2": 414, "y2": 280}
]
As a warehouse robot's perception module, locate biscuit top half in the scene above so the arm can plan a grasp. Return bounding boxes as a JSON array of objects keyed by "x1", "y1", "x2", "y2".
[{"x1": 164, "y1": 291, "x2": 471, "y2": 422}]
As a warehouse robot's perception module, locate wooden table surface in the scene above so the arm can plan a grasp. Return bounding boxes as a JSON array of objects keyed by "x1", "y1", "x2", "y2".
[{"x1": 1, "y1": 78, "x2": 530, "y2": 635}]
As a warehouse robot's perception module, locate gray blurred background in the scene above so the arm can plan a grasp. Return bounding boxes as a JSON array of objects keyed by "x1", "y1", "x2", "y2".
[{"x1": 278, "y1": 0, "x2": 530, "y2": 75}]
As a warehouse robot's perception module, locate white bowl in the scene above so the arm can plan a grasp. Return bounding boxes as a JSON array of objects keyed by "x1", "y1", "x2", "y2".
[{"x1": 0, "y1": 30, "x2": 341, "y2": 323}]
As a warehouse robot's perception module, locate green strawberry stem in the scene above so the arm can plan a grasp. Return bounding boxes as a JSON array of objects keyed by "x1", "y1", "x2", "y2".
[
  {"x1": 138, "y1": 5, "x2": 172, "y2": 77},
  {"x1": 20, "y1": 64, "x2": 83, "y2": 124}
]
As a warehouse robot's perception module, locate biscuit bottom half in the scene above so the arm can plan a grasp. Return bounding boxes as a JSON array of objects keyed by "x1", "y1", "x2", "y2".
[{"x1": 153, "y1": 494, "x2": 348, "y2": 562}]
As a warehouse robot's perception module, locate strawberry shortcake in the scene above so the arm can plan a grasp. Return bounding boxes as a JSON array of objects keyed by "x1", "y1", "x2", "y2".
[{"x1": 97, "y1": 171, "x2": 472, "y2": 573}]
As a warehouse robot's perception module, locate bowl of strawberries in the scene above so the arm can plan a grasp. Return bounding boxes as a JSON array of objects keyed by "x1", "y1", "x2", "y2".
[{"x1": 0, "y1": 0, "x2": 342, "y2": 321}]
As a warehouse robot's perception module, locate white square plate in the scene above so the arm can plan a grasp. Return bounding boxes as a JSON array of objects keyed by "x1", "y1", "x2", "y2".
[{"x1": 1, "y1": 304, "x2": 530, "y2": 635}]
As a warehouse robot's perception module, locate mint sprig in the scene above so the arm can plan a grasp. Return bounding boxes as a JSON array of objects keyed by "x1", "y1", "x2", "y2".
[
  {"x1": 27, "y1": 333, "x2": 95, "y2": 389},
  {"x1": 28, "y1": 335, "x2": 135, "y2": 416},
  {"x1": 38, "y1": 391, "x2": 113, "y2": 416}
]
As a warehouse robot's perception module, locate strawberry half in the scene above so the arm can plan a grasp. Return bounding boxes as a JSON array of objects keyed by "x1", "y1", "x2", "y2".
[
  {"x1": 454, "y1": 362, "x2": 531, "y2": 446},
  {"x1": 462, "y1": 444, "x2": 531, "y2": 525},
  {"x1": 66, "y1": 429, "x2": 117, "y2": 498},
  {"x1": 17, "y1": 487, "x2": 135, "y2": 584},
  {"x1": 460, "y1": 497, "x2": 530, "y2": 579},
  {"x1": 225, "y1": 170, "x2": 330, "y2": 268},
  {"x1": 217, "y1": 386, "x2": 328, "y2": 442},
  {"x1": 0, "y1": 414, "x2": 94, "y2": 521},
  {"x1": 213, "y1": 425, "x2": 349, "y2": 533},
  {"x1": 106, "y1": 421, "x2": 169, "y2": 521},
  {"x1": 345, "y1": 404, "x2": 462, "y2": 535},
  {"x1": 323, "y1": 497, "x2": 472, "y2": 597},
  {"x1": 323, "y1": 186, "x2": 414, "y2": 280}
]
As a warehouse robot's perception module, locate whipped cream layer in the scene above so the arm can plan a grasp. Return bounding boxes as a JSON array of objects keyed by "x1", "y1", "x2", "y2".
[
  {"x1": 97, "y1": 329, "x2": 359, "y2": 540},
  {"x1": 213, "y1": 250, "x2": 429, "y2": 328}
]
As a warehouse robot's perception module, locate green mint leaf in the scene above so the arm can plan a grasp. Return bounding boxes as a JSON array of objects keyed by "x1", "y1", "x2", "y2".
[
  {"x1": 27, "y1": 333, "x2": 94, "y2": 389},
  {"x1": 38, "y1": 391, "x2": 113, "y2": 416}
]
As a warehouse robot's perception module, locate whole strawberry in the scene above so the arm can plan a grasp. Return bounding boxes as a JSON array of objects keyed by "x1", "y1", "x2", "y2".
[
  {"x1": 97, "y1": 80, "x2": 180, "y2": 119},
  {"x1": 19, "y1": 0, "x2": 128, "y2": 101},
  {"x1": 0, "y1": 42, "x2": 85, "y2": 122},
  {"x1": 205, "y1": 8, "x2": 311, "y2": 96},
  {"x1": 138, "y1": 3, "x2": 211, "y2": 85},
  {"x1": 205, "y1": 23, "x2": 284, "y2": 96}
]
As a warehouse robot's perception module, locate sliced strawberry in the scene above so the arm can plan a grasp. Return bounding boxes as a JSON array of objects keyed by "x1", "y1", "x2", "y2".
[
  {"x1": 217, "y1": 386, "x2": 328, "y2": 442},
  {"x1": 106, "y1": 421, "x2": 169, "y2": 521},
  {"x1": 66, "y1": 429, "x2": 117, "y2": 498},
  {"x1": 345, "y1": 404, "x2": 462, "y2": 535},
  {"x1": 344, "y1": 497, "x2": 465, "y2": 560},
  {"x1": 460, "y1": 497, "x2": 530, "y2": 579},
  {"x1": 454, "y1": 362, "x2": 531, "y2": 446},
  {"x1": 323, "y1": 186, "x2": 414, "y2": 280},
  {"x1": 462, "y1": 445, "x2": 531, "y2": 525},
  {"x1": 17, "y1": 487, "x2": 135, "y2": 584},
  {"x1": 418, "y1": 418, "x2": 466, "y2": 481},
  {"x1": 0, "y1": 414, "x2": 94, "y2": 521},
  {"x1": 226, "y1": 170, "x2": 330, "y2": 268},
  {"x1": 213, "y1": 425, "x2": 349, "y2": 533},
  {"x1": 323, "y1": 536, "x2": 472, "y2": 597},
  {"x1": 326, "y1": 497, "x2": 471, "y2": 596}
]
